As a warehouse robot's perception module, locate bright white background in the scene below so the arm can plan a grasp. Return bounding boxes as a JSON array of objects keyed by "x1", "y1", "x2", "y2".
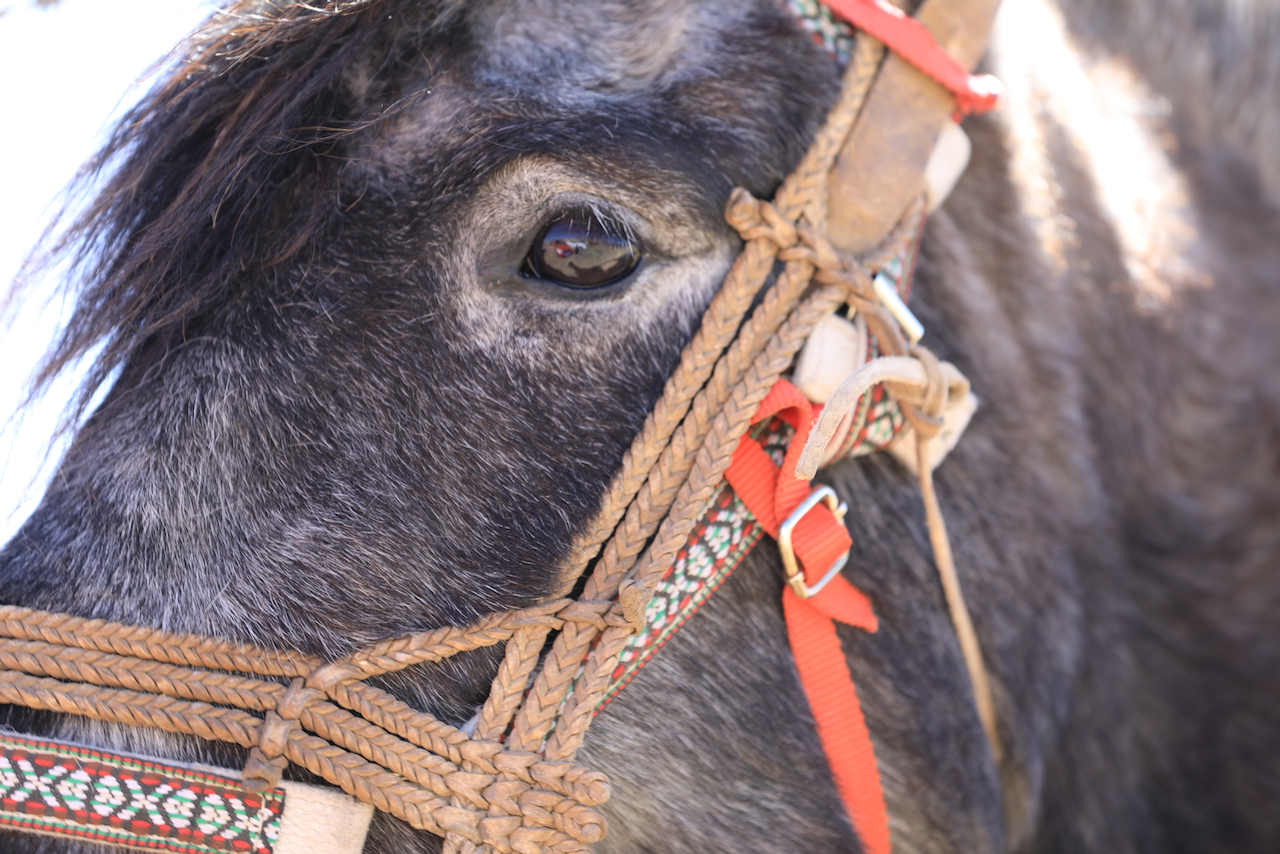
[{"x1": 0, "y1": 0, "x2": 214, "y2": 544}]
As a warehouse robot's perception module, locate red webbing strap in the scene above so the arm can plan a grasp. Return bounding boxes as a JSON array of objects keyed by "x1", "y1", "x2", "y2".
[
  {"x1": 783, "y1": 590, "x2": 889, "y2": 854},
  {"x1": 725, "y1": 379, "x2": 890, "y2": 854},
  {"x1": 824, "y1": 0, "x2": 1001, "y2": 116}
]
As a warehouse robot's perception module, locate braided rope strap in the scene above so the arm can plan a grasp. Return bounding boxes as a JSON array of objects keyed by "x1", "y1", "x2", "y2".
[
  {"x1": 0, "y1": 203, "x2": 960, "y2": 854},
  {"x1": 0, "y1": 600, "x2": 612, "y2": 852},
  {"x1": 0, "y1": 16, "x2": 993, "y2": 853}
]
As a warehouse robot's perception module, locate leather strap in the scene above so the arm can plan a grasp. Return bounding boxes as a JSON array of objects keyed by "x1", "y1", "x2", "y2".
[{"x1": 825, "y1": 0, "x2": 1002, "y2": 254}]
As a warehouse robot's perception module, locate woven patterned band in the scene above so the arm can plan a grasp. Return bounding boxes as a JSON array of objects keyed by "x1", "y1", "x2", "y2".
[{"x1": 0, "y1": 732, "x2": 373, "y2": 854}]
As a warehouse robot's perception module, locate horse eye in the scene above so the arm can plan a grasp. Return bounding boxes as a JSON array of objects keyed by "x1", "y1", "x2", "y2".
[{"x1": 523, "y1": 215, "x2": 640, "y2": 289}]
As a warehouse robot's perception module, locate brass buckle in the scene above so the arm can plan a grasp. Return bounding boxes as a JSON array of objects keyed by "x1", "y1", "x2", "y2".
[{"x1": 778, "y1": 485, "x2": 850, "y2": 599}]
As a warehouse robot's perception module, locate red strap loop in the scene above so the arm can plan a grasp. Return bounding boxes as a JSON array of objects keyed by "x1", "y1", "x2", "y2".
[
  {"x1": 725, "y1": 379, "x2": 890, "y2": 854},
  {"x1": 825, "y1": 0, "x2": 1002, "y2": 116}
]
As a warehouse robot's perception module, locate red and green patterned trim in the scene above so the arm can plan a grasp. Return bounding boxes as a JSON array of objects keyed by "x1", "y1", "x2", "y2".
[
  {"x1": 600, "y1": 483, "x2": 766, "y2": 707},
  {"x1": 0, "y1": 733, "x2": 284, "y2": 854},
  {"x1": 780, "y1": 0, "x2": 856, "y2": 66}
]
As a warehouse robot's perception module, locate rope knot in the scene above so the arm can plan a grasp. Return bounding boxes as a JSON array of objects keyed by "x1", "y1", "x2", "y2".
[
  {"x1": 507, "y1": 599, "x2": 575, "y2": 631},
  {"x1": 555, "y1": 600, "x2": 613, "y2": 632},
  {"x1": 792, "y1": 226, "x2": 847, "y2": 276},
  {"x1": 902, "y1": 345, "x2": 947, "y2": 440},
  {"x1": 617, "y1": 580, "x2": 652, "y2": 631},
  {"x1": 725, "y1": 190, "x2": 798, "y2": 249},
  {"x1": 723, "y1": 187, "x2": 762, "y2": 233},
  {"x1": 304, "y1": 661, "x2": 362, "y2": 691},
  {"x1": 241, "y1": 677, "x2": 322, "y2": 792}
]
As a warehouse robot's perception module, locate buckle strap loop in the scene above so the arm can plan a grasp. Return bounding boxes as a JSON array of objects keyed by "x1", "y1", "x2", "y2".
[
  {"x1": 779, "y1": 486, "x2": 849, "y2": 598},
  {"x1": 724, "y1": 377, "x2": 888, "y2": 854}
]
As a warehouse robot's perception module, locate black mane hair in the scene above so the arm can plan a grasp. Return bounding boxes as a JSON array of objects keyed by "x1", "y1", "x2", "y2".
[{"x1": 15, "y1": 0, "x2": 458, "y2": 424}]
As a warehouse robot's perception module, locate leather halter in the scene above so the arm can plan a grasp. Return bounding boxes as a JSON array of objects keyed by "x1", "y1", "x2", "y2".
[{"x1": 0, "y1": 1, "x2": 1003, "y2": 853}]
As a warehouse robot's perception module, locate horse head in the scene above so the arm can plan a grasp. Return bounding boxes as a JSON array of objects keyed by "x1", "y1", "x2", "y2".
[
  {"x1": 5, "y1": 0, "x2": 1280, "y2": 852},
  {"x1": 2, "y1": 1, "x2": 873, "y2": 848},
  {"x1": 8, "y1": 0, "x2": 838, "y2": 650}
]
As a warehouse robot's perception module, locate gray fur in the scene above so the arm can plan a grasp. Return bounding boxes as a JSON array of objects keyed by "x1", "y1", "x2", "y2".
[{"x1": 2, "y1": 0, "x2": 1279, "y2": 852}]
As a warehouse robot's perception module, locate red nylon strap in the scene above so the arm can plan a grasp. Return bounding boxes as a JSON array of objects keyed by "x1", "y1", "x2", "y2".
[
  {"x1": 824, "y1": 0, "x2": 1001, "y2": 116},
  {"x1": 725, "y1": 379, "x2": 890, "y2": 854},
  {"x1": 783, "y1": 589, "x2": 890, "y2": 854}
]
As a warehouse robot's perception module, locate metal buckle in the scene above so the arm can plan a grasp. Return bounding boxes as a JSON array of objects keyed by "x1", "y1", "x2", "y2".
[
  {"x1": 778, "y1": 485, "x2": 850, "y2": 599},
  {"x1": 873, "y1": 272, "x2": 925, "y2": 344}
]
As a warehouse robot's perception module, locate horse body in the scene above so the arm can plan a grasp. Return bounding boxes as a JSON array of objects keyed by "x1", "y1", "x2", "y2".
[{"x1": 3, "y1": 0, "x2": 1279, "y2": 852}]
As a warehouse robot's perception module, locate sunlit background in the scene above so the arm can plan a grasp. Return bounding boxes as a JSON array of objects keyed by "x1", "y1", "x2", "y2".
[{"x1": 0, "y1": 0, "x2": 214, "y2": 544}]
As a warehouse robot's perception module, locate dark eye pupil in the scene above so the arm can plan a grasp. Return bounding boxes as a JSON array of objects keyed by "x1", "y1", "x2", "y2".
[{"x1": 525, "y1": 217, "x2": 640, "y2": 288}]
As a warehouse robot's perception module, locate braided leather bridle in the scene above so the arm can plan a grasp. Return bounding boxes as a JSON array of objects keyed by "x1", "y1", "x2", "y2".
[{"x1": 0, "y1": 2, "x2": 1003, "y2": 852}]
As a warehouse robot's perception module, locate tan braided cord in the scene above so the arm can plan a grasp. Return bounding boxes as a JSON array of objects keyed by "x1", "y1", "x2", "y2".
[
  {"x1": 504, "y1": 32, "x2": 890, "y2": 763},
  {"x1": 0, "y1": 26, "x2": 999, "y2": 854}
]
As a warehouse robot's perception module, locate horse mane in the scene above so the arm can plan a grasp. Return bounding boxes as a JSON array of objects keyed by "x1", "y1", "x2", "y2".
[{"x1": 11, "y1": 0, "x2": 460, "y2": 427}]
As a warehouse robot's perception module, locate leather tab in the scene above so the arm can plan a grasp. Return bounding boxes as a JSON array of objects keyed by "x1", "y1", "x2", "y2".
[{"x1": 827, "y1": 0, "x2": 1002, "y2": 254}]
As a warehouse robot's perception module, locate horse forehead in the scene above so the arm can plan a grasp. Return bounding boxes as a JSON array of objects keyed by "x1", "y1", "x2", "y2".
[{"x1": 467, "y1": 0, "x2": 759, "y2": 94}]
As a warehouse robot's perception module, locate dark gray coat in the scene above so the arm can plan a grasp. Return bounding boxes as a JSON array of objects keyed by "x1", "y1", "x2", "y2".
[{"x1": 4, "y1": 0, "x2": 1279, "y2": 851}]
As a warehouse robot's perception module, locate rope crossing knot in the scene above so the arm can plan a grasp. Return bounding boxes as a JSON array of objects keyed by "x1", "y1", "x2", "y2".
[{"x1": 244, "y1": 677, "x2": 323, "y2": 792}]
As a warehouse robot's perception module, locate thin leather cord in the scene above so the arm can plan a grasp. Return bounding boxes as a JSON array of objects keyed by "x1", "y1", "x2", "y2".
[{"x1": 795, "y1": 345, "x2": 998, "y2": 757}]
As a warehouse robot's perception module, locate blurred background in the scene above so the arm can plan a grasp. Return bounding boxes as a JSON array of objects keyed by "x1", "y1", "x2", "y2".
[{"x1": 0, "y1": 0, "x2": 215, "y2": 543}]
